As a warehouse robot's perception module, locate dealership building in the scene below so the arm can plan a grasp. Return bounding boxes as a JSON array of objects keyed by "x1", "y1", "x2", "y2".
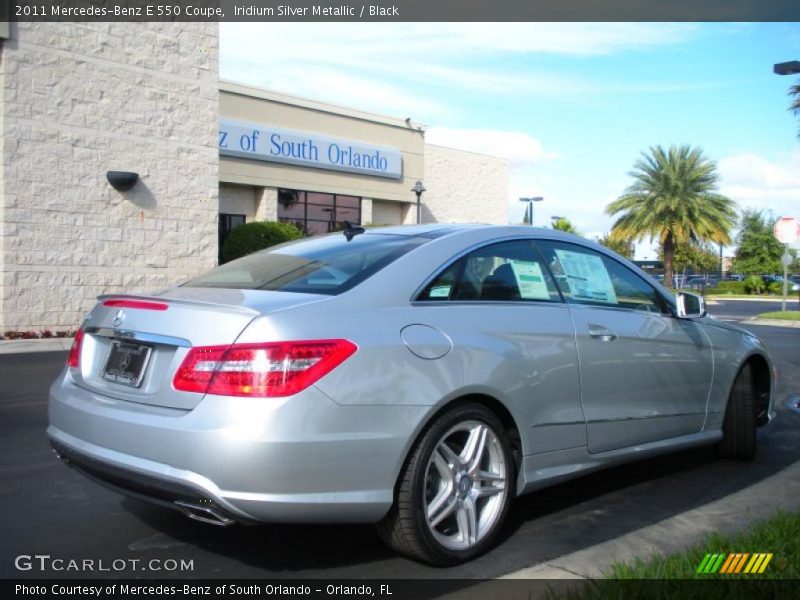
[{"x1": 0, "y1": 23, "x2": 509, "y2": 332}]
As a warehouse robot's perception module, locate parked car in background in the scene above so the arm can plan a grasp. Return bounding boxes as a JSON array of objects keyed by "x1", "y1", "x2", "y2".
[
  {"x1": 48, "y1": 225, "x2": 777, "y2": 565},
  {"x1": 685, "y1": 275, "x2": 718, "y2": 290}
]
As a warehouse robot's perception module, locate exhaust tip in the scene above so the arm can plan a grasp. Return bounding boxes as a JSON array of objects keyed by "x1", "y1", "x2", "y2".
[{"x1": 174, "y1": 500, "x2": 235, "y2": 527}]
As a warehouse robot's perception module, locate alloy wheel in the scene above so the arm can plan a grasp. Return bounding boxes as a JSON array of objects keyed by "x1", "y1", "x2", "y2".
[{"x1": 423, "y1": 420, "x2": 508, "y2": 551}]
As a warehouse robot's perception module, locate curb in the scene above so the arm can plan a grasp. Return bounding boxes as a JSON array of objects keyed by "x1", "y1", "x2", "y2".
[
  {"x1": 0, "y1": 338, "x2": 73, "y2": 354},
  {"x1": 708, "y1": 296, "x2": 800, "y2": 303},
  {"x1": 436, "y1": 460, "x2": 800, "y2": 599},
  {"x1": 501, "y1": 460, "x2": 800, "y2": 580},
  {"x1": 746, "y1": 319, "x2": 800, "y2": 329}
]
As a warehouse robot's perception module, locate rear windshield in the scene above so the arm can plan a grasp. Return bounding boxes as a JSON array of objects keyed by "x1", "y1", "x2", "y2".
[{"x1": 183, "y1": 233, "x2": 429, "y2": 295}]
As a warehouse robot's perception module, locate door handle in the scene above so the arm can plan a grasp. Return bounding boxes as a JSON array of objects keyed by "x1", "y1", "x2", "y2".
[{"x1": 588, "y1": 324, "x2": 618, "y2": 341}]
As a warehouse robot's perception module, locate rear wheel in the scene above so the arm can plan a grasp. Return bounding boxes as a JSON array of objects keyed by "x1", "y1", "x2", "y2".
[
  {"x1": 377, "y1": 404, "x2": 513, "y2": 566},
  {"x1": 718, "y1": 363, "x2": 758, "y2": 460}
]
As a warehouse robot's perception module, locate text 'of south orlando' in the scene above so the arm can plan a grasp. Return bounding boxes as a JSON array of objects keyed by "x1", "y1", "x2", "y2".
[{"x1": 235, "y1": 4, "x2": 400, "y2": 17}]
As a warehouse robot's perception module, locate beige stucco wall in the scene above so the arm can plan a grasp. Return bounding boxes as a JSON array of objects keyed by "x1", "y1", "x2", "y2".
[
  {"x1": 219, "y1": 183, "x2": 258, "y2": 222},
  {"x1": 219, "y1": 82, "x2": 424, "y2": 205},
  {"x1": 423, "y1": 144, "x2": 509, "y2": 225},
  {"x1": 371, "y1": 200, "x2": 404, "y2": 226},
  {"x1": 0, "y1": 43, "x2": 5, "y2": 332},
  {"x1": 1, "y1": 23, "x2": 219, "y2": 331}
]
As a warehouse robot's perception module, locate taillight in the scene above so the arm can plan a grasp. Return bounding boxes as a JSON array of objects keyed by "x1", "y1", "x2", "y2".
[
  {"x1": 67, "y1": 327, "x2": 85, "y2": 368},
  {"x1": 103, "y1": 299, "x2": 168, "y2": 311},
  {"x1": 172, "y1": 339, "x2": 357, "y2": 397}
]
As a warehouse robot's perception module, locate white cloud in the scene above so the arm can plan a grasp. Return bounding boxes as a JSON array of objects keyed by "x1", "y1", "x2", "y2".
[
  {"x1": 426, "y1": 127, "x2": 557, "y2": 167},
  {"x1": 222, "y1": 23, "x2": 695, "y2": 65},
  {"x1": 718, "y1": 150, "x2": 800, "y2": 218},
  {"x1": 220, "y1": 23, "x2": 699, "y2": 120}
]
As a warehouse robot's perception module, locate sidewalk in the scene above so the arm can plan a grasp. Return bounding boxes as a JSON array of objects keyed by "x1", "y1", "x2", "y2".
[{"x1": 0, "y1": 338, "x2": 73, "y2": 354}]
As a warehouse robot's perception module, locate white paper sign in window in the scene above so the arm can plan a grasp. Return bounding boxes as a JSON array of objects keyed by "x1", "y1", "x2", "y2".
[
  {"x1": 509, "y1": 260, "x2": 551, "y2": 300},
  {"x1": 554, "y1": 250, "x2": 618, "y2": 304}
]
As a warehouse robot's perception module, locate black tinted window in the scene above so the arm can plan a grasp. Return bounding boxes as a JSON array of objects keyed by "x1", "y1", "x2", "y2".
[
  {"x1": 418, "y1": 240, "x2": 561, "y2": 303},
  {"x1": 184, "y1": 233, "x2": 427, "y2": 295}
]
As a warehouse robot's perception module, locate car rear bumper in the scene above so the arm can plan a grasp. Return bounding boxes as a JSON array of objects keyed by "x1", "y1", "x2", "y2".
[{"x1": 48, "y1": 370, "x2": 428, "y2": 524}]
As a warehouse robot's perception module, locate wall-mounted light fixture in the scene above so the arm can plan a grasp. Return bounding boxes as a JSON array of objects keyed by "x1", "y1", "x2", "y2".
[{"x1": 106, "y1": 171, "x2": 139, "y2": 191}]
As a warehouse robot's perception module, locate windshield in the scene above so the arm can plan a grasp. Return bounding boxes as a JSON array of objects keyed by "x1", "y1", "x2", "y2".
[{"x1": 183, "y1": 233, "x2": 429, "y2": 295}]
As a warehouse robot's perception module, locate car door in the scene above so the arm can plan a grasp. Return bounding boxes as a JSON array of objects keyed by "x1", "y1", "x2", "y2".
[
  {"x1": 535, "y1": 240, "x2": 713, "y2": 454},
  {"x1": 414, "y1": 238, "x2": 586, "y2": 456}
]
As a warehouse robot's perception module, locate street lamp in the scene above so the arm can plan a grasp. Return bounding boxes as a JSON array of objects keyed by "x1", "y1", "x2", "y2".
[
  {"x1": 550, "y1": 215, "x2": 565, "y2": 224},
  {"x1": 411, "y1": 180, "x2": 426, "y2": 224},
  {"x1": 518, "y1": 196, "x2": 543, "y2": 226},
  {"x1": 773, "y1": 60, "x2": 799, "y2": 310},
  {"x1": 774, "y1": 61, "x2": 800, "y2": 75}
]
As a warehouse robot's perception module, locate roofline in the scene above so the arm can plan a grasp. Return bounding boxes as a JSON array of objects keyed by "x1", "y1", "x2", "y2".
[{"x1": 219, "y1": 80, "x2": 427, "y2": 132}]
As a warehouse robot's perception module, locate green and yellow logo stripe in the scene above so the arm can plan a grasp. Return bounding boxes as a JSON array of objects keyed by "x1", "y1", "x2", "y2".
[{"x1": 696, "y1": 552, "x2": 773, "y2": 574}]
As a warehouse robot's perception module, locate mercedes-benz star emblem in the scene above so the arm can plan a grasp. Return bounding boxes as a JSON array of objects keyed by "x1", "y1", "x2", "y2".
[{"x1": 112, "y1": 309, "x2": 126, "y2": 327}]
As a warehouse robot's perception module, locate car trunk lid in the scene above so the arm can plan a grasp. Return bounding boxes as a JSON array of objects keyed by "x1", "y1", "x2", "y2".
[{"x1": 72, "y1": 288, "x2": 327, "y2": 410}]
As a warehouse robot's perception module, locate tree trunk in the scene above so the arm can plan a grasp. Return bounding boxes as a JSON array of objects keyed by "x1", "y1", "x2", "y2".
[{"x1": 663, "y1": 233, "x2": 675, "y2": 291}]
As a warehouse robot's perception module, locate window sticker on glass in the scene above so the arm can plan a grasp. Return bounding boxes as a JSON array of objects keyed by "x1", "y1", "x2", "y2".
[
  {"x1": 509, "y1": 260, "x2": 551, "y2": 300},
  {"x1": 429, "y1": 285, "x2": 452, "y2": 298},
  {"x1": 554, "y1": 249, "x2": 618, "y2": 304}
]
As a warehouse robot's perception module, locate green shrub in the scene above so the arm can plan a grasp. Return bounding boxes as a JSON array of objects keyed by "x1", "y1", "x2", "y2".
[
  {"x1": 743, "y1": 275, "x2": 766, "y2": 295},
  {"x1": 766, "y1": 281, "x2": 783, "y2": 295},
  {"x1": 221, "y1": 221, "x2": 302, "y2": 263},
  {"x1": 710, "y1": 280, "x2": 746, "y2": 294}
]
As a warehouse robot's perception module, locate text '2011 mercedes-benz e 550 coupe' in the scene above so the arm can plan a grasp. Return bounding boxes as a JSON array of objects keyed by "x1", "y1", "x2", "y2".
[{"x1": 48, "y1": 224, "x2": 776, "y2": 565}]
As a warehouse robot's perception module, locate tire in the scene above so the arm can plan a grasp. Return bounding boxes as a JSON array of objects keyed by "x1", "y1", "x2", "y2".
[
  {"x1": 376, "y1": 403, "x2": 514, "y2": 566},
  {"x1": 718, "y1": 363, "x2": 757, "y2": 460}
]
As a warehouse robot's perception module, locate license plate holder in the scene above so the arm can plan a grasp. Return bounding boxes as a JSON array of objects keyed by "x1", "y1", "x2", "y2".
[{"x1": 101, "y1": 341, "x2": 153, "y2": 388}]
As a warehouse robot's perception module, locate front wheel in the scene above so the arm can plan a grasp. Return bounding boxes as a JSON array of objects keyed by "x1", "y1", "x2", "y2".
[
  {"x1": 718, "y1": 364, "x2": 758, "y2": 460},
  {"x1": 377, "y1": 403, "x2": 514, "y2": 565}
]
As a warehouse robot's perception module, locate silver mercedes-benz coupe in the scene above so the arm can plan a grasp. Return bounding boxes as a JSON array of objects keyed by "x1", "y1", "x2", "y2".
[{"x1": 48, "y1": 224, "x2": 776, "y2": 565}]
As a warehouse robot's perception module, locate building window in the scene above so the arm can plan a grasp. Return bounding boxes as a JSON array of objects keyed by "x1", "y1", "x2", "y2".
[
  {"x1": 219, "y1": 213, "x2": 246, "y2": 263},
  {"x1": 277, "y1": 188, "x2": 361, "y2": 236}
]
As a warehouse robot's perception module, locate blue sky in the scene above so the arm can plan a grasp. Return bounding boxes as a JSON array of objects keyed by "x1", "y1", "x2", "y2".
[{"x1": 220, "y1": 23, "x2": 800, "y2": 258}]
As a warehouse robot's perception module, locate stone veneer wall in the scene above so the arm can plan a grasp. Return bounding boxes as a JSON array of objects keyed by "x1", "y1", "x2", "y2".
[
  {"x1": 1, "y1": 23, "x2": 219, "y2": 331},
  {"x1": 423, "y1": 144, "x2": 508, "y2": 225}
]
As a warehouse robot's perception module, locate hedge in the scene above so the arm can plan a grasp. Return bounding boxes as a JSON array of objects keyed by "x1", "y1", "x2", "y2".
[{"x1": 221, "y1": 221, "x2": 302, "y2": 263}]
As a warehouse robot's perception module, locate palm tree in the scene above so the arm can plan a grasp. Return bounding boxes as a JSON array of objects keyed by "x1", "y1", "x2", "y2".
[
  {"x1": 597, "y1": 233, "x2": 634, "y2": 260},
  {"x1": 551, "y1": 217, "x2": 578, "y2": 234},
  {"x1": 791, "y1": 82, "x2": 800, "y2": 138},
  {"x1": 606, "y1": 145, "x2": 736, "y2": 290}
]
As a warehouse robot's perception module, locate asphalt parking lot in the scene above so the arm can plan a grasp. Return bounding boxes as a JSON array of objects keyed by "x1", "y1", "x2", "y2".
[{"x1": 1, "y1": 300, "x2": 798, "y2": 580}]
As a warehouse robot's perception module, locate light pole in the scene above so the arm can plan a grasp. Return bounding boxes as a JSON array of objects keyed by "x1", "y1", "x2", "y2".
[
  {"x1": 519, "y1": 196, "x2": 543, "y2": 226},
  {"x1": 550, "y1": 215, "x2": 565, "y2": 227},
  {"x1": 411, "y1": 180, "x2": 426, "y2": 224},
  {"x1": 773, "y1": 62, "x2": 800, "y2": 310}
]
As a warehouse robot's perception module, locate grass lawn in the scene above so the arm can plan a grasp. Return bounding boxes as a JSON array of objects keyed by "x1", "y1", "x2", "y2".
[
  {"x1": 602, "y1": 510, "x2": 799, "y2": 579},
  {"x1": 548, "y1": 510, "x2": 800, "y2": 600},
  {"x1": 757, "y1": 311, "x2": 800, "y2": 321}
]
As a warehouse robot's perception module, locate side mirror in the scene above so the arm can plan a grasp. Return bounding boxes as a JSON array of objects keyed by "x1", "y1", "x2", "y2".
[{"x1": 676, "y1": 291, "x2": 705, "y2": 319}]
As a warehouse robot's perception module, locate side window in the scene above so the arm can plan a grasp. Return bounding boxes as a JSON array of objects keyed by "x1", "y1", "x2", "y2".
[
  {"x1": 417, "y1": 240, "x2": 561, "y2": 303},
  {"x1": 535, "y1": 241, "x2": 665, "y2": 313}
]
